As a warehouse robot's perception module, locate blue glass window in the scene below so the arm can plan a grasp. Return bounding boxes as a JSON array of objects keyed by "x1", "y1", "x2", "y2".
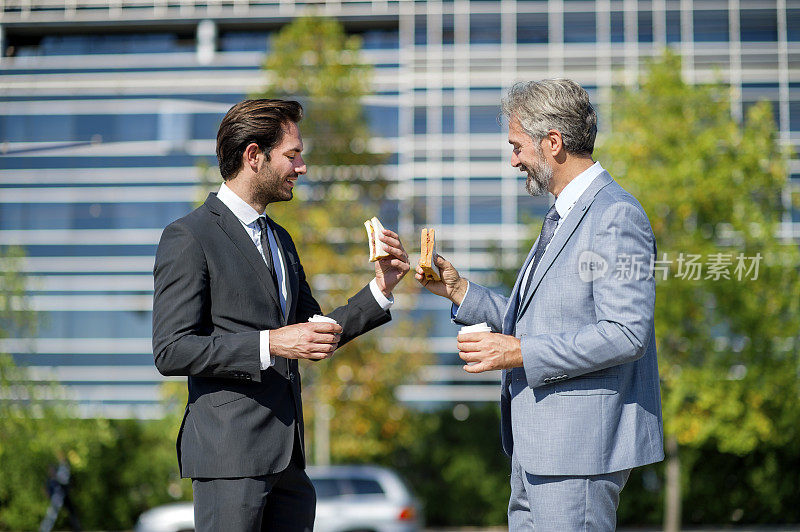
[
  {"x1": 443, "y1": 14, "x2": 455, "y2": 45},
  {"x1": 564, "y1": 12, "x2": 597, "y2": 43},
  {"x1": 360, "y1": 29, "x2": 399, "y2": 49},
  {"x1": 788, "y1": 10, "x2": 800, "y2": 41},
  {"x1": 442, "y1": 106, "x2": 455, "y2": 134},
  {"x1": 192, "y1": 113, "x2": 223, "y2": 140},
  {"x1": 0, "y1": 202, "x2": 193, "y2": 230},
  {"x1": 365, "y1": 105, "x2": 398, "y2": 137},
  {"x1": 32, "y1": 311, "x2": 153, "y2": 338},
  {"x1": 638, "y1": 11, "x2": 653, "y2": 43},
  {"x1": 414, "y1": 107, "x2": 427, "y2": 135},
  {"x1": 0, "y1": 114, "x2": 159, "y2": 143},
  {"x1": 415, "y1": 15, "x2": 427, "y2": 45},
  {"x1": 219, "y1": 31, "x2": 271, "y2": 52},
  {"x1": 740, "y1": 10, "x2": 778, "y2": 42},
  {"x1": 471, "y1": 13, "x2": 502, "y2": 44},
  {"x1": 0, "y1": 155, "x2": 217, "y2": 170},
  {"x1": 743, "y1": 100, "x2": 779, "y2": 127},
  {"x1": 22, "y1": 244, "x2": 158, "y2": 257},
  {"x1": 441, "y1": 195, "x2": 455, "y2": 224},
  {"x1": 470, "y1": 196, "x2": 502, "y2": 224},
  {"x1": 517, "y1": 13, "x2": 548, "y2": 44},
  {"x1": 666, "y1": 10, "x2": 681, "y2": 43},
  {"x1": 25, "y1": 33, "x2": 194, "y2": 55},
  {"x1": 469, "y1": 106, "x2": 499, "y2": 133},
  {"x1": 790, "y1": 101, "x2": 800, "y2": 131},
  {"x1": 610, "y1": 12, "x2": 625, "y2": 43},
  {"x1": 693, "y1": 11, "x2": 729, "y2": 42}
]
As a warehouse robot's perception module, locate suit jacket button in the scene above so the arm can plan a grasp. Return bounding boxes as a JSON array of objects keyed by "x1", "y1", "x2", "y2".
[{"x1": 289, "y1": 373, "x2": 295, "y2": 382}]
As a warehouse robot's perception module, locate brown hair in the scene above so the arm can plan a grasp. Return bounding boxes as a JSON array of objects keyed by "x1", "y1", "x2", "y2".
[{"x1": 216, "y1": 99, "x2": 303, "y2": 181}]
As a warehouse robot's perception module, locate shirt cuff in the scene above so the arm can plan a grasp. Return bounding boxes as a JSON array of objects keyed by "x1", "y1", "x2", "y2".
[
  {"x1": 450, "y1": 281, "x2": 471, "y2": 322},
  {"x1": 259, "y1": 330, "x2": 275, "y2": 369},
  {"x1": 369, "y1": 278, "x2": 394, "y2": 311}
]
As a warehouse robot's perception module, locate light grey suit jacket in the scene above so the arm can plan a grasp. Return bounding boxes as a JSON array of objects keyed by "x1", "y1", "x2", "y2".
[{"x1": 456, "y1": 171, "x2": 664, "y2": 476}]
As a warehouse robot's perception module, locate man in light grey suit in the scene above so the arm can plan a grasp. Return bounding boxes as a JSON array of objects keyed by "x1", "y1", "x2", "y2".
[{"x1": 416, "y1": 79, "x2": 664, "y2": 530}]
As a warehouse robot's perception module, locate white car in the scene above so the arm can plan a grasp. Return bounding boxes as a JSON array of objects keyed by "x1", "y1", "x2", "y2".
[{"x1": 135, "y1": 465, "x2": 422, "y2": 532}]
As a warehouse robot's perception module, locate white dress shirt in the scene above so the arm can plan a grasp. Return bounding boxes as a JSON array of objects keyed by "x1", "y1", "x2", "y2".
[
  {"x1": 217, "y1": 183, "x2": 393, "y2": 370},
  {"x1": 517, "y1": 161, "x2": 605, "y2": 291}
]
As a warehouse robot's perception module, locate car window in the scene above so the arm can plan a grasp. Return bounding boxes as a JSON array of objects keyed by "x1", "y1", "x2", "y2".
[
  {"x1": 312, "y1": 478, "x2": 340, "y2": 499},
  {"x1": 311, "y1": 476, "x2": 385, "y2": 498},
  {"x1": 349, "y1": 478, "x2": 384, "y2": 495}
]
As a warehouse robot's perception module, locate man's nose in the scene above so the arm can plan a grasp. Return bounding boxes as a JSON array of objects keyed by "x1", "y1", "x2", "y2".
[
  {"x1": 510, "y1": 151, "x2": 520, "y2": 167},
  {"x1": 295, "y1": 155, "x2": 307, "y2": 174}
]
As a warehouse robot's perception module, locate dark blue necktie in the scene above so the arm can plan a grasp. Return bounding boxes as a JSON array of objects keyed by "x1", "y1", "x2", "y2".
[
  {"x1": 255, "y1": 216, "x2": 278, "y2": 287},
  {"x1": 256, "y1": 216, "x2": 289, "y2": 378},
  {"x1": 522, "y1": 204, "x2": 560, "y2": 299}
]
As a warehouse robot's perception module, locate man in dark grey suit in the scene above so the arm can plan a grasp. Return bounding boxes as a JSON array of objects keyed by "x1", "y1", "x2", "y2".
[{"x1": 152, "y1": 99, "x2": 410, "y2": 531}]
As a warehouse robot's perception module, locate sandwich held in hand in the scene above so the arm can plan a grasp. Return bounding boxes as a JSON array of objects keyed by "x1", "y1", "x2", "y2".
[
  {"x1": 419, "y1": 228, "x2": 441, "y2": 282},
  {"x1": 364, "y1": 217, "x2": 391, "y2": 262}
]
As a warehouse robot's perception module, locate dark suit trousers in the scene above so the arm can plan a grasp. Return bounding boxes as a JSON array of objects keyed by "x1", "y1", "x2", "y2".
[{"x1": 192, "y1": 436, "x2": 315, "y2": 532}]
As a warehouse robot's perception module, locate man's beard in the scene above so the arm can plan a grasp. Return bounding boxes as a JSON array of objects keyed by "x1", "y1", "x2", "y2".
[
  {"x1": 253, "y1": 165, "x2": 294, "y2": 205},
  {"x1": 523, "y1": 156, "x2": 553, "y2": 197}
]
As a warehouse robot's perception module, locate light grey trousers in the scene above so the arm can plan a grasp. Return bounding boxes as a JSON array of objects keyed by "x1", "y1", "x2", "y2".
[{"x1": 508, "y1": 453, "x2": 631, "y2": 531}]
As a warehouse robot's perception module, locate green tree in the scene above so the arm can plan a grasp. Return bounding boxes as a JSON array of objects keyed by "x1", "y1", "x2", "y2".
[
  {"x1": 251, "y1": 16, "x2": 428, "y2": 466},
  {"x1": 596, "y1": 51, "x2": 800, "y2": 530},
  {"x1": 0, "y1": 247, "x2": 188, "y2": 530}
]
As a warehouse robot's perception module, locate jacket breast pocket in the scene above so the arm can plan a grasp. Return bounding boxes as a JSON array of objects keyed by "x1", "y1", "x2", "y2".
[{"x1": 554, "y1": 376, "x2": 618, "y2": 396}]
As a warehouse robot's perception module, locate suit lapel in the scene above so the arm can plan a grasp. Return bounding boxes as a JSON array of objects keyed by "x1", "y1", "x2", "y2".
[
  {"x1": 503, "y1": 237, "x2": 539, "y2": 334},
  {"x1": 205, "y1": 193, "x2": 282, "y2": 311},
  {"x1": 517, "y1": 172, "x2": 614, "y2": 320}
]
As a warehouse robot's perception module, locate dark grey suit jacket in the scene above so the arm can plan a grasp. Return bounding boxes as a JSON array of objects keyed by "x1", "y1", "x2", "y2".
[{"x1": 152, "y1": 193, "x2": 391, "y2": 479}]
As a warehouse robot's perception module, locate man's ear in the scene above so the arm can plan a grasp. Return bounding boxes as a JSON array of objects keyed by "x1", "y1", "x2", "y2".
[
  {"x1": 545, "y1": 129, "x2": 564, "y2": 158},
  {"x1": 242, "y1": 142, "x2": 262, "y2": 173}
]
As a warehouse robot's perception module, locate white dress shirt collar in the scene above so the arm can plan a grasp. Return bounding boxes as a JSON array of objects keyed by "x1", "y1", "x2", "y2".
[
  {"x1": 553, "y1": 161, "x2": 605, "y2": 220},
  {"x1": 217, "y1": 182, "x2": 263, "y2": 225}
]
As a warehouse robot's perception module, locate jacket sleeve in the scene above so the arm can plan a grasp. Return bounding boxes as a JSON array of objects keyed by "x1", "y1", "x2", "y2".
[
  {"x1": 453, "y1": 281, "x2": 510, "y2": 333},
  {"x1": 294, "y1": 257, "x2": 392, "y2": 347},
  {"x1": 521, "y1": 201, "x2": 656, "y2": 388},
  {"x1": 152, "y1": 221, "x2": 262, "y2": 382}
]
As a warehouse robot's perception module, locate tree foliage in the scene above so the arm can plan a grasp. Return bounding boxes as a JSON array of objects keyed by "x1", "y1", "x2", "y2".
[
  {"x1": 596, "y1": 51, "x2": 800, "y2": 523},
  {"x1": 251, "y1": 15, "x2": 428, "y2": 465}
]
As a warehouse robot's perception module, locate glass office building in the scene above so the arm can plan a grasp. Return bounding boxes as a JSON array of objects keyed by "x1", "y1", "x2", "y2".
[{"x1": 1, "y1": 0, "x2": 798, "y2": 417}]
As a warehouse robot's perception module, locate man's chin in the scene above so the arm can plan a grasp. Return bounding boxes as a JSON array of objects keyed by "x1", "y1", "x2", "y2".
[{"x1": 525, "y1": 177, "x2": 548, "y2": 197}]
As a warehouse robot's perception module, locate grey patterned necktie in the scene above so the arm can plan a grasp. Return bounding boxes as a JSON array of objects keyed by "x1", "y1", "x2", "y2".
[{"x1": 522, "y1": 204, "x2": 561, "y2": 300}]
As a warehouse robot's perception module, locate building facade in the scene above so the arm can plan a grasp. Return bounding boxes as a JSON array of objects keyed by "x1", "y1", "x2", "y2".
[{"x1": 1, "y1": 0, "x2": 798, "y2": 417}]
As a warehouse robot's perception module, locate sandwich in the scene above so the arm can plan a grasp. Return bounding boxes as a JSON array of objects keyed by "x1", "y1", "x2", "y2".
[
  {"x1": 419, "y1": 228, "x2": 440, "y2": 282},
  {"x1": 364, "y1": 217, "x2": 391, "y2": 262}
]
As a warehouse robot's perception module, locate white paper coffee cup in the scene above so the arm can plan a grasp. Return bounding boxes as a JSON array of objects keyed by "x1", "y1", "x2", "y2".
[
  {"x1": 308, "y1": 314, "x2": 338, "y2": 325},
  {"x1": 458, "y1": 322, "x2": 491, "y2": 365},
  {"x1": 458, "y1": 322, "x2": 492, "y2": 335}
]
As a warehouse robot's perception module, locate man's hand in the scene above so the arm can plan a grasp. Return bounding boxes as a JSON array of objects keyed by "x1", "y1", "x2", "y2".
[
  {"x1": 415, "y1": 254, "x2": 469, "y2": 306},
  {"x1": 374, "y1": 229, "x2": 411, "y2": 297},
  {"x1": 269, "y1": 322, "x2": 342, "y2": 361},
  {"x1": 457, "y1": 332, "x2": 523, "y2": 373}
]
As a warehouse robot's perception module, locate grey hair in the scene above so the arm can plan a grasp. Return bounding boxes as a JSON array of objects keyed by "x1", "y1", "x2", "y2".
[{"x1": 500, "y1": 79, "x2": 597, "y2": 156}]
